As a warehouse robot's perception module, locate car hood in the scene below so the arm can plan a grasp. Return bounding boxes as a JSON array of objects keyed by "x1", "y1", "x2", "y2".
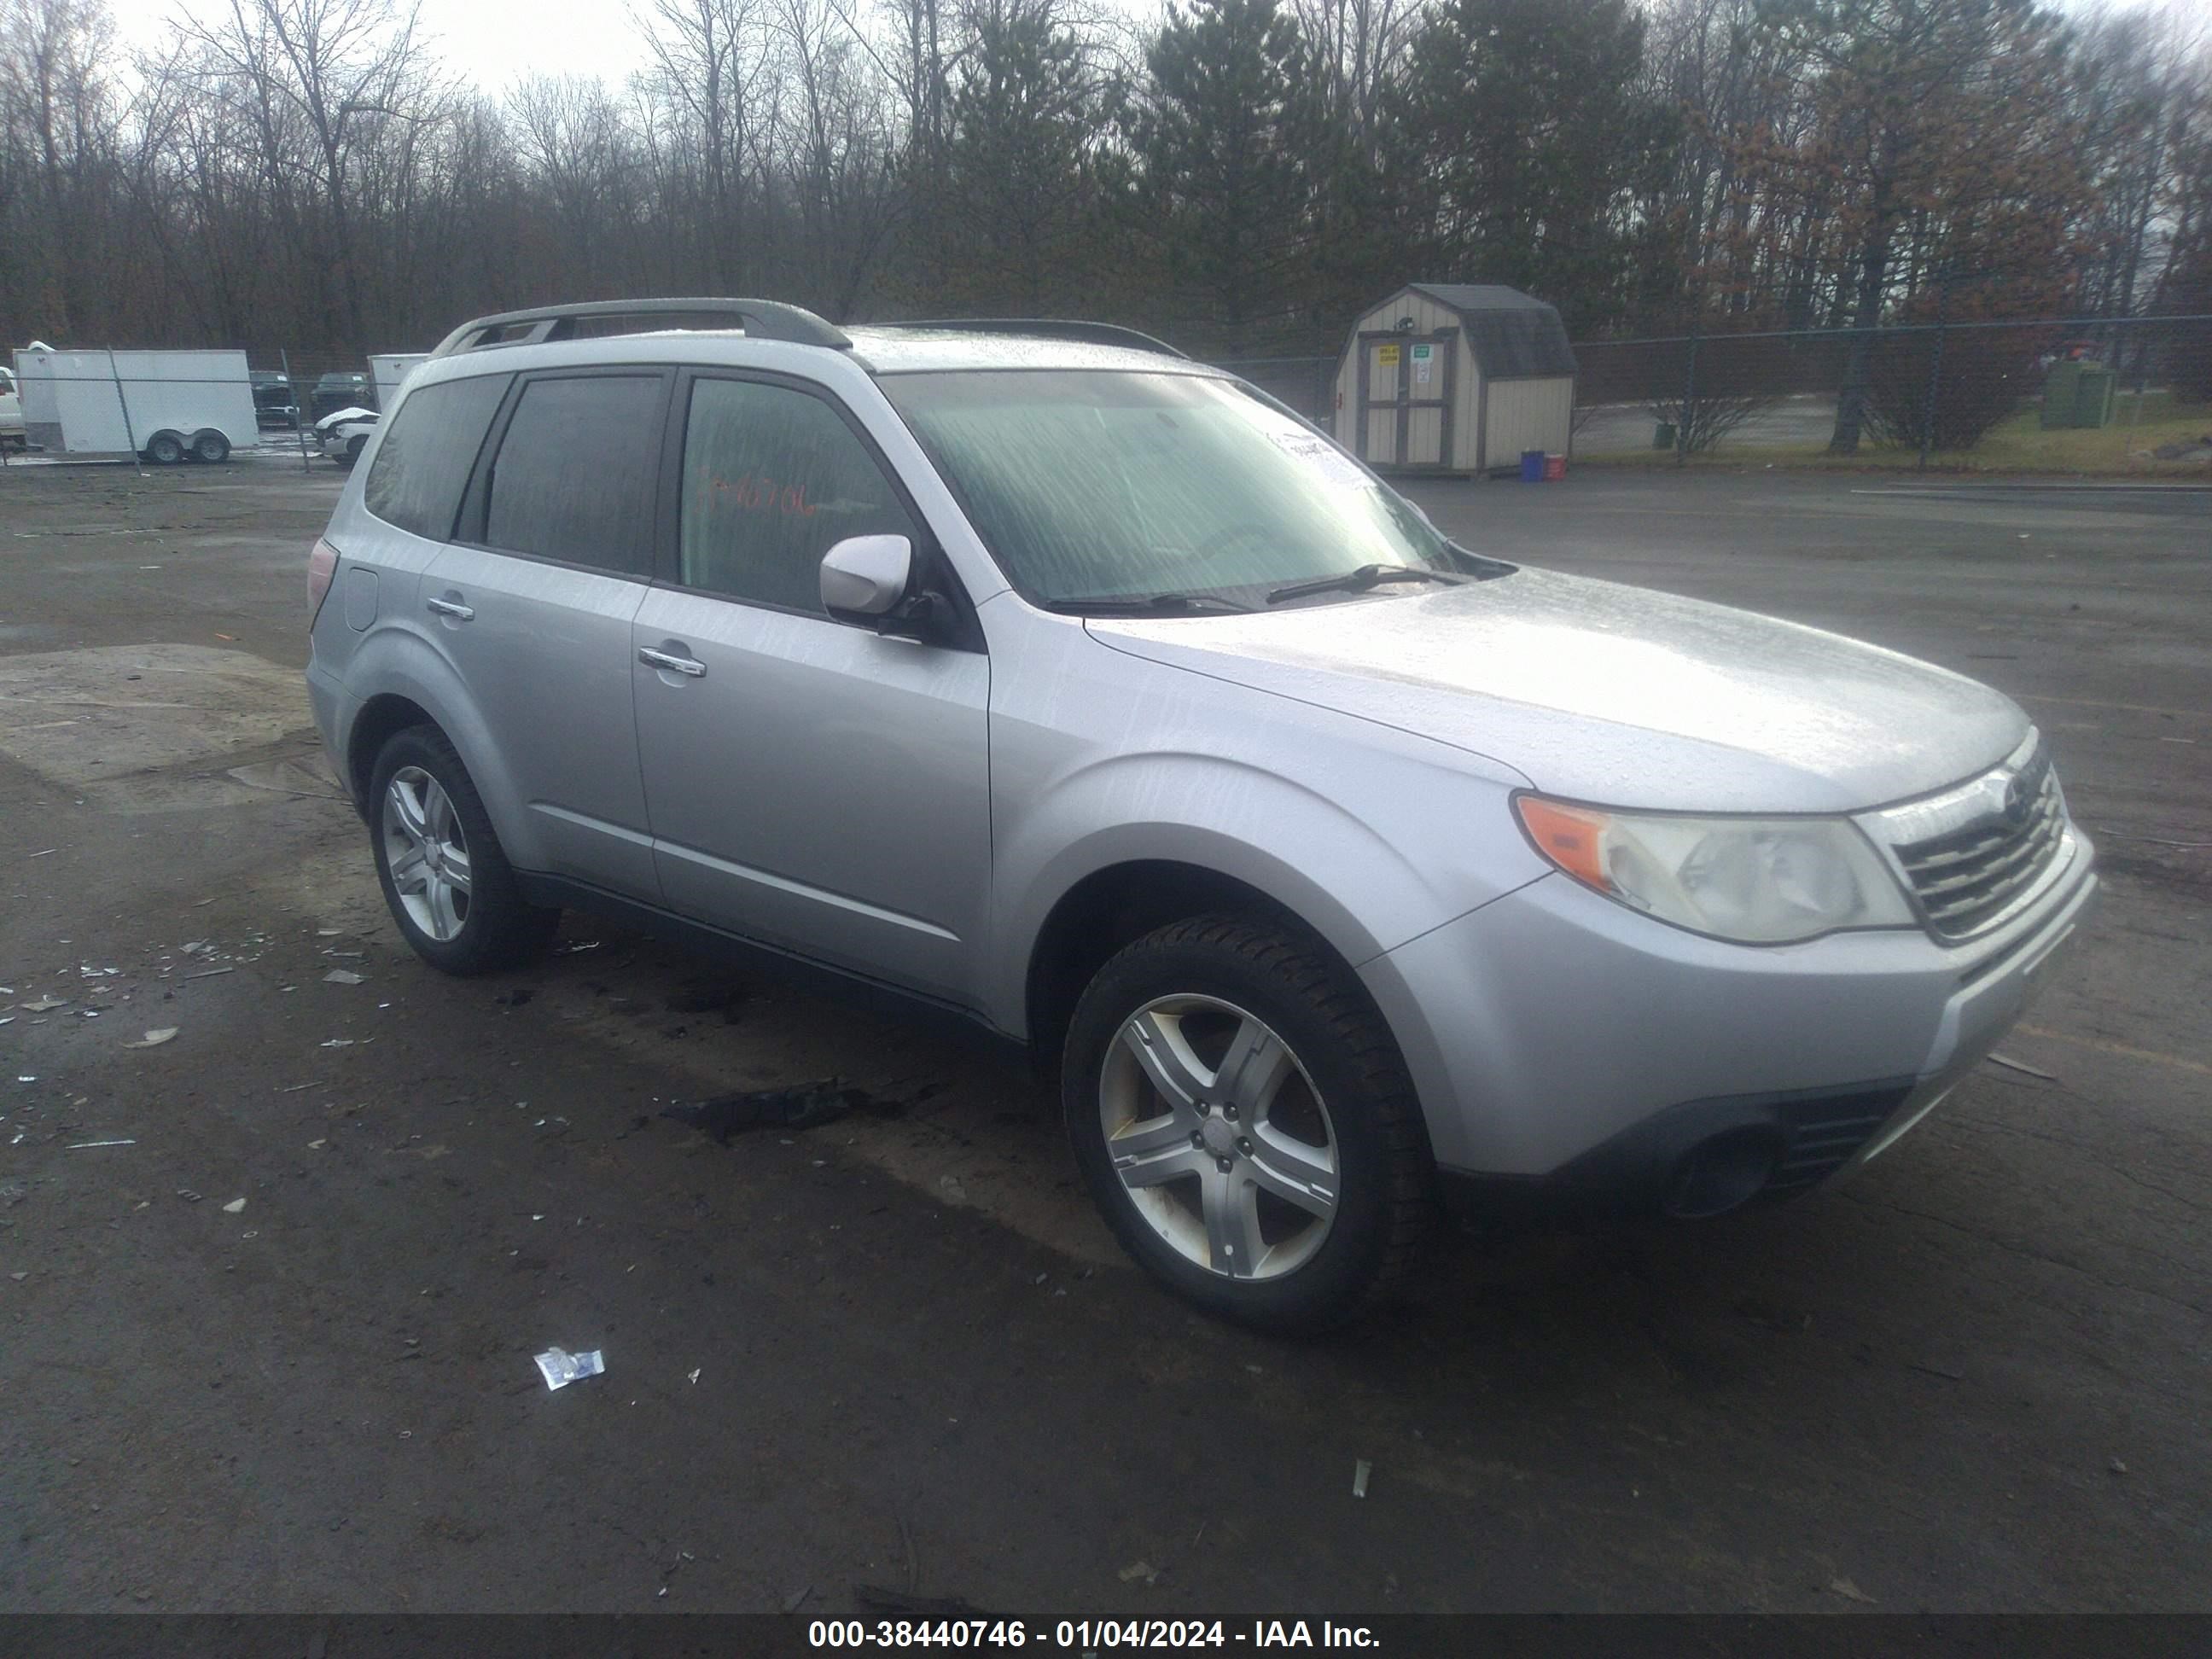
[{"x1": 1084, "y1": 566, "x2": 2029, "y2": 813}]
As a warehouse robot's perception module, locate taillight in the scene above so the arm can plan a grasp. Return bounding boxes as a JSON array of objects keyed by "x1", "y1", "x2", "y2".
[{"x1": 308, "y1": 537, "x2": 340, "y2": 625}]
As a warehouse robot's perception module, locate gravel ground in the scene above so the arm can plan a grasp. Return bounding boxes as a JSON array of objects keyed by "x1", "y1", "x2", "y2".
[{"x1": 2, "y1": 461, "x2": 2206, "y2": 1615}]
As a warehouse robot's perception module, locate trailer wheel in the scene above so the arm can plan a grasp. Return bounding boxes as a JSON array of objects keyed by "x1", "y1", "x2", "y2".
[
  {"x1": 340, "y1": 434, "x2": 367, "y2": 469},
  {"x1": 145, "y1": 431, "x2": 186, "y2": 466},
  {"x1": 190, "y1": 429, "x2": 231, "y2": 464}
]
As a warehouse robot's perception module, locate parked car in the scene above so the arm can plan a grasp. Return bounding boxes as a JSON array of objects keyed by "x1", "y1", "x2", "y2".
[
  {"x1": 313, "y1": 405, "x2": 378, "y2": 468},
  {"x1": 310, "y1": 370, "x2": 375, "y2": 422},
  {"x1": 252, "y1": 370, "x2": 300, "y2": 430},
  {"x1": 0, "y1": 364, "x2": 24, "y2": 451},
  {"x1": 305, "y1": 299, "x2": 2098, "y2": 1331}
]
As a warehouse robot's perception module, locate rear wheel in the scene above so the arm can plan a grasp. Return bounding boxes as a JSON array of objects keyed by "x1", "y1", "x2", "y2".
[
  {"x1": 339, "y1": 434, "x2": 367, "y2": 469},
  {"x1": 1062, "y1": 915, "x2": 1432, "y2": 1333},
  {"x1": 369, "y1": 726, "x2": 559, "y2": 975},
  {"x1": 145, "y1": 432, "x2": 185, "y2": 466},
  {"x1": 191, "y1": 429, "x2": 230, "y2": 463}
]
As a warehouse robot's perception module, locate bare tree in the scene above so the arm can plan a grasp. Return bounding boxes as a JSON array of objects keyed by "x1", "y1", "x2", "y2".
[{"x1": 178, "y1": 0, "x2": 446, "y2": 347}]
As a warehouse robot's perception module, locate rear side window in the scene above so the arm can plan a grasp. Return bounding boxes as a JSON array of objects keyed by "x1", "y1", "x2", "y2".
[
  {"x1": 678, "y1": 378, "x2": 918, "y2": 613},
  {"x1": 362, "y1": 374, "x2": 509, "y2": 541},
  {"x1": 485, "y1": 375, "x2": 664, "y2": 574}
]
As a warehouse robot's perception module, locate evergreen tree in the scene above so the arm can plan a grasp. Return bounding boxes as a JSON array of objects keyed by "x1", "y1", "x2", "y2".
[
  {"x1": 1388, "y1": 0, "x2": 1668, "y2": 333},
  {"x1": 1118, "y1": 0, "x2": 1315, "y2": 353}
]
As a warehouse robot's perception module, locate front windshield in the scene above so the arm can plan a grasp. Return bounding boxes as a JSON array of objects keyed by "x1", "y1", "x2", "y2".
[{"x1": 879, "y1": 370, "x2": 1458, "y2": 606}]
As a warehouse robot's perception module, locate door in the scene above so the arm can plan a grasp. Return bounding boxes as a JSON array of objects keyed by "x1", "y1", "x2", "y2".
[
  {"x1": 422, "y1": 369, "x2": 672, "y2": 899},
  {"x1": 631, "y1": 371, "x2": 991, "y2": 1005},
  {"x1": 1353, "y1": 329, "x2": 1457, "y2": 469}
]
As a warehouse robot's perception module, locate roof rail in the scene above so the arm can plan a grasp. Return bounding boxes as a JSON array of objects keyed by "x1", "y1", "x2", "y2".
[
  {"x1": 427, "y1": 298, "x2": 852, "y2": 359},
  {"x1": 867, "y1": 318, "x2": 1189, "y2": 360}
]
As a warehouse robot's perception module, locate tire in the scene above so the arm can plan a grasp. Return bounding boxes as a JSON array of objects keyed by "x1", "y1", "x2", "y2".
[
  {"x1": 368, "y1": 725, "x2": 559, "y2": 975},
  {"x1": 1062, "y1": 914, "x2": 1432, "y2": 1333},
  {"x1": 339, "y1": 434, "x2": 367, "y2": 469},
  {"x1": 145, "y1": 432, "x2": 185, "y2": 466},
  {"x1": 191, "y1": 429, "x2": 230, "y2": 463}
]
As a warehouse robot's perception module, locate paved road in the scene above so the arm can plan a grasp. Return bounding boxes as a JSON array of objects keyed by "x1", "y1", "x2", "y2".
[{"x1": 2, "y1": 463, "x2": 2206, "y2": 1615}]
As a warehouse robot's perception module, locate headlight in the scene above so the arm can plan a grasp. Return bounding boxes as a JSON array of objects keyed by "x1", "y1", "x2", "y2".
[{"x1": 1515, "y1": 795, "x2": 1915, "y2": 944}]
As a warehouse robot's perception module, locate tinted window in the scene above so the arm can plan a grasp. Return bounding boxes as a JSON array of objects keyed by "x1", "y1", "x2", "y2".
[
  {"x1": 678, "y1": 379, "x2": 918, "y2": 613},
  {"x1": 362, "y1": 374, "x2": 509, "y2": 541},
  {"x1": 485, "y1": 375, "x2": 664, "y2": 573}
]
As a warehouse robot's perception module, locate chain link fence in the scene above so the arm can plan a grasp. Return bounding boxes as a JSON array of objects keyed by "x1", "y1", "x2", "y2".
[
  {"x1": 2, "y1": 344, "x2": 422, "y2": 471},
  {"x1": 1572, "y1": 314, "x2": 2212, "y2": 472},
  {"x1": 13, "y1": 317, "x2": 2209, "y2": 478}
]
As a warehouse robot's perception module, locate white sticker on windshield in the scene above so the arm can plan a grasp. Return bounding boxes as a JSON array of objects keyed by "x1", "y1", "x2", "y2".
[{"x1": 1266, "y1": 427, "x2": 1376, "y2": 493}]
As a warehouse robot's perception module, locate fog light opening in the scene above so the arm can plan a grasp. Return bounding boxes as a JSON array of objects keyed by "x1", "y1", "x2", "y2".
[{"x1": 1664, "y1": 1128, "x2": 1783, "y2": 1219}]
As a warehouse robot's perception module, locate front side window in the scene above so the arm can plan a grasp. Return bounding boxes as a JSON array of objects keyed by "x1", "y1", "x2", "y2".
[
  {"x1": 484, "y1": 375, "x2": 664, "y2": 574},
  {"x1": 880, "y1": 370, "x2": 1459, "y2": 606},
  {"x1": 363, "y1": 373, "x2": 509, "y2": 541},
  {"x1": 678, "y1": 378, "x2": 919, "y2": 614}
]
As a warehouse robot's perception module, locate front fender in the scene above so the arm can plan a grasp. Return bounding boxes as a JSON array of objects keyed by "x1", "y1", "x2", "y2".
[{"x1": 986, "y1": 743, "x2": 1548, "y2": 1035}]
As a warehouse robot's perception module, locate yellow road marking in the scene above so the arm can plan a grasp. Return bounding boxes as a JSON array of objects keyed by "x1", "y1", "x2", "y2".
[{"x1": 2015, "y1": 1023, "x2": 2212, "y2": 1078}]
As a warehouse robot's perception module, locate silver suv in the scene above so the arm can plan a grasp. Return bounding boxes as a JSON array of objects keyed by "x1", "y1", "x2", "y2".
[{"x1": 306, "y1": 299, "x2": 2098, "y2": 1331}]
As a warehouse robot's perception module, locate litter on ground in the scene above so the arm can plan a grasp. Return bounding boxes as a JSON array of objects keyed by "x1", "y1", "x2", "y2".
[
  {"x1": 221, "y1": 1198, "x2": 246, "y2": 1214},
  {"x1": 534, "y1": 1347, "x2": 606, "y2": 1390},
  {"x1": 124, "y1": 1028, "x2": 178, "y2": 1049}
]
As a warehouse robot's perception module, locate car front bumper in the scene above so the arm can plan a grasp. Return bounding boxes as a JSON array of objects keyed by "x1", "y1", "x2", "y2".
[{"x1": 1362, "y1": 824, "x2": 2097, "y2": 1214}]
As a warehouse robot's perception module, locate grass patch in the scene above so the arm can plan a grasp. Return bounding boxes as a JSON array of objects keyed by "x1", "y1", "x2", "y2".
[{"x1": 1580, "y1": 391, "x2": 2212, "y2": 476}]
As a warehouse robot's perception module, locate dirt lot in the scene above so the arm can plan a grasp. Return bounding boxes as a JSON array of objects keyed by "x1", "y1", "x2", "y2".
[{"x1": 2, "y1": 459, "x2": 2207, "y2": 1615}]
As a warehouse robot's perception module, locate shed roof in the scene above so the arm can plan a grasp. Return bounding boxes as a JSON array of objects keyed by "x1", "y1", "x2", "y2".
[{"x1": 1392, "y1": 283, "x2": 1577, "y2": 381}]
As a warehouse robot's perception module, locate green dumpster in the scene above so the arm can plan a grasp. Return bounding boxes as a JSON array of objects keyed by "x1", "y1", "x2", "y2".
[
  {"x1": 2041, "y1": 360, "x2": 2082, "y2": 429},
  {"x1": 2072, "y1": 367, "x2": 2116, "y2": 429}
]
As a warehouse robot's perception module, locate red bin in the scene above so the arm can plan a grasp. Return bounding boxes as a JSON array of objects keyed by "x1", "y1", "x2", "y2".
[{"x1": 1543, "y1": 453, "x2": 1567, "y2": 482}]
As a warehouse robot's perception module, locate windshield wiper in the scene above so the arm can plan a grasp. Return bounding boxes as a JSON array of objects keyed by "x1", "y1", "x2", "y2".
[
  {"x1": 1048, "y1": 592, "x2": 1254, "y2": 615},
  {"x1": 1266, "y1": 564, "x2": 1464, "y2": 605}
]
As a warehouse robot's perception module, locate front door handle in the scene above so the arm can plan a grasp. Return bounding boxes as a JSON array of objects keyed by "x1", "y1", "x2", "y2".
[
  {"x1": 638, "y1": 646, "x2": 707, "y2": 678},
  {"x1": 426, "y1": 596, "x2": 474, "y2": 621}
]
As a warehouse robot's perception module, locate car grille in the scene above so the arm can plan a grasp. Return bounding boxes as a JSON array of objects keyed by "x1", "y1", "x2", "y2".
[{"x1": 1892, "y1": 748, "x2": 2066, "y2": 940}]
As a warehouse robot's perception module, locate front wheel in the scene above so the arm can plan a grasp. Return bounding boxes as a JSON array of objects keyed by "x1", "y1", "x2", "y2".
[
  {"x1": 1062, "y1": 916, "x2": 1432, "y2": 1333},
  {"x1": 145, "y1": 432, "x2": 185, "y2": 465},
  {"x1": 369, "y1": 726, "x2": 559, "y2": 975}
]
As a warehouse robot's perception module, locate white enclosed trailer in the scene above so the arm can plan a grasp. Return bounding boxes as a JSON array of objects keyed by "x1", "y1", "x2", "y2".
[
  {"x1": 11, "y1": 346, "x2": 259, "y2": 463},
  {"x1": 370, "y1": 352, "x2": 428, "y2": 408}
]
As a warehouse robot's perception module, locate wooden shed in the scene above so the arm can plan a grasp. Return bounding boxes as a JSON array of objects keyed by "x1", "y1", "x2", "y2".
[{"x1": 1333, "y1": 283, "x2": 1578, "y2": 474}]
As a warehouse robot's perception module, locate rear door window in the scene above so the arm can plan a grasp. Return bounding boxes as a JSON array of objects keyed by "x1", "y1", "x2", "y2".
[
  {"x1": 483, "y1": 374, "x2": 666, "y2": 575},
  {"x1": 677, "y1": 377, "x2": 919, "y2": 614},
  {"x1": 362, "y1": 373, "x2": 509, "y2": 541}
]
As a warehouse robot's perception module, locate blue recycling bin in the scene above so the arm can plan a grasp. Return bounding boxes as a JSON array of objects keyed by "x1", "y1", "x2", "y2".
[{"x1": 1520, "y1": 449, "x2": 1545, "y2": 482}]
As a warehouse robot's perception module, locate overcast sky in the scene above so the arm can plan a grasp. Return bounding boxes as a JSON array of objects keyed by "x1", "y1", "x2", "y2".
[
  {"x1": 105, "y1": 0, "x2": 661, "y2": 90},
  {"x1": 103, "y1": 0, "x2": 2174, "y2": 98}
]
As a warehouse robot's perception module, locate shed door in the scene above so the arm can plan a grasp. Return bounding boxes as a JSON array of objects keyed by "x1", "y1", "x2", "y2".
[{"x1": 1353, "y1": 330, "x2": 1456, "y2": 469}]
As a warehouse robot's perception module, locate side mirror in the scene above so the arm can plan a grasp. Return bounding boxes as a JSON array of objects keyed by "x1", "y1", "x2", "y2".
[{"x1": 820, "y1": 533, "x2": 913, "y2": 620}]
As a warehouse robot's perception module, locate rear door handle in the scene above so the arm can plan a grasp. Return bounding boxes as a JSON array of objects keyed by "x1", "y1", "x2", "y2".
[
  {"x1": 638, "y1": 646, "x2": 707, "y2": 678},
  {"x1": 426, "y1": 596, "x2": 474, "y2": 621}
]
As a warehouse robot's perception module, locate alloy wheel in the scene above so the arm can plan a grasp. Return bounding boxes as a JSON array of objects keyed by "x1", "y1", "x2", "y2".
[
  {"x1": 381, "y1": 765, "x2": 473, "y2": 942},
  {"x1": 1097, "y1": 994, "x2": 1341, "y2": 1280}
]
